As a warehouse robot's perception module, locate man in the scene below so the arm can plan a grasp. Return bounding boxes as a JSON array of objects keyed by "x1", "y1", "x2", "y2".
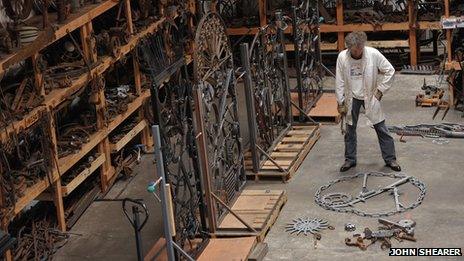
[{"x1": 335, "y1": 31, "x2": 401, "y2": 172}]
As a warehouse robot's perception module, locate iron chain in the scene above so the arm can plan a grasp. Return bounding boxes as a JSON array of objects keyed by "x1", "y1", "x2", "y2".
[{"x1": 314, "y1": 172, "x2": 427, "y2": 217}]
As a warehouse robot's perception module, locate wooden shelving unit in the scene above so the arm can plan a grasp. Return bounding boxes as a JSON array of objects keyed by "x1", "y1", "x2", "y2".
[
  {"x1": 0, "y1": 2, "x2": 195, "y2": 258},
  {"x1": 224, "y1": 0, "x2": 443, "y2": 66}
]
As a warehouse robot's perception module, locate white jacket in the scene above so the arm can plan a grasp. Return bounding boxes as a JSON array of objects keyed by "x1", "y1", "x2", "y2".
[{"x1": 335, "y1": 46, "x2": 395, "y2": 125}]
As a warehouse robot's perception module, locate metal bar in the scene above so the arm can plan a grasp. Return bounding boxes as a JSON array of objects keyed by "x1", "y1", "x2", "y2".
[
  {"x1": 240, "y1": 43, "x2": 260, "y2": 173},
  {"x1": 256, "y1": 145, "x2": 288, "y2": 174},
  {"x1": 290, "y1": 7, "x2": 305, "y2": 122},
  {"x1": 193, "y1": 87, "x2": 217, "y2": 233},
  {"x1": 210, "y1": 192, "x2": 258, "y2": 233},
  {"x1": 321, "y1": 63, "x2": 336, "y2": 78},
  {"x1": 290, "y1": 100, "x2": 318, "y2": 125},
  {"x1": 172, "y1": 242, "x2": 195, "y2": 261},
  {"x1": 152, "y1": 125, "x2": 175, "y2": 261},
  {"x1": 276, "y1": 10, "x2": 293, "y2": 125}
]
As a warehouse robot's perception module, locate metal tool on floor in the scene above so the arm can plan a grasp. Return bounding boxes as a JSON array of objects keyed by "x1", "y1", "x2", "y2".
[
  {"x1": 345, "y1": 218, "x2": 417, "y2": 251},
  {"x1": 344, "y1": 223, "x2": 356, "y2": 232},
  {"x1": 285, "y1": 217, "x2": 333, "y2": 236},
  {"x1": 123, "y1": 198, "x2": 149, "y2": 261},
  {"x1": 94, "y1": 197, "x2": 149, "y2": 261}
]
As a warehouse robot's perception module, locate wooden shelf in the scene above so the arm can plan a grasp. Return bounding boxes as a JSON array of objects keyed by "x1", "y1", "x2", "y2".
[
  {"x1": 57, "y1": 130, "x2": 108, "y2": 175},
  {"x1": 108, "y1": 89, "x2": 151, "y2": 132},
  {"x1": 0, "y1": 0, "x2": 119, "y2": 75},
  {"x1": 0, "y1": 16, "x2": 166, "y2": 143},
  {"x1": 61, "y1": 154, "x2": 106, "y2": 196},
  {"x1": 226, "y1": 21, "x2": 442, "y2": 36},
  {"x1": 11, "y1": 92, "x2": 151, "y2": 214},
  {"x1": 294, "y1": 40, "x2": 409, "y2": 52},
  {"x1": 110, "y1": 120, "x2": 147, "y2": 153},
  {"x1": 14, "y1": 178, "x2": 51, "y2": 215}
]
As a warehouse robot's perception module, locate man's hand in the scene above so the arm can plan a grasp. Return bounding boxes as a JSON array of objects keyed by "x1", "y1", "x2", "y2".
[
  {"x1": 337, "y1": 103, "x2": 347, "y2": 115},
  {"x1": 374, "y1": 89, "x2": 383, "y2": 101}
]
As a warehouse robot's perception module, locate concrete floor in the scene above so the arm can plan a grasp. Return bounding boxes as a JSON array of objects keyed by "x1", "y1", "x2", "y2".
[{"x1": 56, "y1": 74, "x2": 464, "y2": 260}]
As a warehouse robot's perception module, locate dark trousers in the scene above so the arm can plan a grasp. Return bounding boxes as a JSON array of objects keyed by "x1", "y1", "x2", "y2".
[{"x1": 345, "y1": 98, "x2": 396, "y2": 164}]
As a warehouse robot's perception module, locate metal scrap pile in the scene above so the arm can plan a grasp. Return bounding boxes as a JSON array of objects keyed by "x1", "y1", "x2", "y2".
[
  {"x1": 416, "y1": 0, "x2": 443, "y2": 21},
  {"x1": 61, "y1": 152, "x2": 100, "y2": 186},
  {"x1": 55, "y1": 88, "x2": 98, "y2": 158},
  {"x1": 42, "y1": 36, "x2": 93, "y2": 92},
  {"x1": 214, "y1": 0, "x2": 260, "y2": 27},
  {"x1": 9, "y1": 208, "x2": 70, "y2": 260},
  {"x1": 346, "y1": 218, "x2": 417, "y2": 251},
  {"x1": 0, "y1": 74, "x2": 44, "y2": 128},
  {"x1": 388, "y1": 123, "x2": 464, "y2": 138},
  {"x1": 0, "y1": 117, "x2": 52, "y2": 222},
  {"x1": 343, "y1": 0, "x2": 408, "y2": 25},
  {"x1": 103, "y1": 61, "x2": 137, "y2": 121}
]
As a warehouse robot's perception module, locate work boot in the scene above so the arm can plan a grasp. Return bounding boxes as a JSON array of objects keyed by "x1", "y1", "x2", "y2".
[
  {"x1": 386, "y1": 161, "x2": 401, "y2": 172},
  {"x1": 340, "y1": 161, "x2": 356, "y2": 172}
]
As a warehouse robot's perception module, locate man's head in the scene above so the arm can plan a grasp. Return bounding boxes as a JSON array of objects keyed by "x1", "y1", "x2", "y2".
[{"x1": 345, "y1": 31, "x2": 367, "y2": 59}]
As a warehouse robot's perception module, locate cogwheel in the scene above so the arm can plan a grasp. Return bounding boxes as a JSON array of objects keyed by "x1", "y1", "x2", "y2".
[{"x1": 285, "y1": 217, "x2": 330, "y2": 236}]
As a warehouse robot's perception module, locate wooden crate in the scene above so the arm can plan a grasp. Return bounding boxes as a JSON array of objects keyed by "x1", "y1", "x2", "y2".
[
  {"x1": 308, "y1": 92, "x2": 341, "y2": 124},
  {"x1": 216, "y1": 189, "x2": 287, "y2": 242},
  {"x1": 245, "y1": 124, "x2": 320, "y2": 181}
]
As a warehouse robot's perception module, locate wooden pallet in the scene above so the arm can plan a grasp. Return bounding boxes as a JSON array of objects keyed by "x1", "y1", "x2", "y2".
[
  {"x1": 216, "y1": 189, "x2": 287, "y2": 242},
  {"x1": 198, "y1": 237, "x2": 257, "y2": 261},
  {"x1": 245, "y1": 124, "x2": 320, "y2": 181},
  {"x1": 308, "y1": 92, "x2": 341, "y2": 124},
  {"x1": 146, "y1": 237, "x2": 259, "y2": 261}
]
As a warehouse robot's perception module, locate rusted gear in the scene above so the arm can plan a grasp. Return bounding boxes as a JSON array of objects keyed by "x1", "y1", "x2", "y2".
[{"x1": 285, "y1": 217, "x2": 331, "y2": 236}]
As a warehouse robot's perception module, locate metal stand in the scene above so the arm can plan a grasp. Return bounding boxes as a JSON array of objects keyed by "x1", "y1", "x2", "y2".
[{"x1": 148, "y1": 125, "x2": 195, "y2": 261}]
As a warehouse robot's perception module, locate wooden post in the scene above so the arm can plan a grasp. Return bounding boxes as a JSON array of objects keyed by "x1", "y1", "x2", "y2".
[
  {"x1": 80, "y1": 22, "x2": 97, "y2": 63},
  {"x1": 31, "y1": 54, "x2": 45, "y2": 96},
  {"x1": 124, "y1": 0, "x2": 134, "y2": 34},
  {"x1": 408, "y1": 0, "x2": 417, "y2": 66},
  {"x1": 133, "y1": 53, "x2": 153, "y2": 150},
  {"x1": 125, "y1": 0, "x2": 152, "y2": 150},
  {"x1": 445, "y1": 0, "x2": 452, "y2": 62},
  {"x1": 95, "y1": 81, "x2": 114, "y2": 192},
  {"x1": 193, "y1": 88, "x2": 217, "y2": 233},
  {"x1": 444, "y1": 0, "x2": 454, "y2": 107},
  {"x1": 258, "y1": 0, "x2": 267, "y2": 27},
  {"x1": 52, "y1": 179, "x2": 66, "y2": 231},
  {"x1": 336, "y1": 0, "x2": 344, "y2": 51},
  {"x1": 49, "y1": 113, "x2": 66, "y2": 231}
]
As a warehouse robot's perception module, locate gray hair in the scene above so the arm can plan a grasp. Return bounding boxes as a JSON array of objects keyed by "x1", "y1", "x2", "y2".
[{"x1": 345, "y1": 31, "x2": 367, "y2": 49}]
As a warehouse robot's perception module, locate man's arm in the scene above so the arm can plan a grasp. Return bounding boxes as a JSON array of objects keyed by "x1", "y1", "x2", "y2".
[
  {"x1": 335, "y1": 53, "x2": 345, "y2": 105},
  {"x1": 376, "y1": 50, "x2": 395, "y2": 94}
]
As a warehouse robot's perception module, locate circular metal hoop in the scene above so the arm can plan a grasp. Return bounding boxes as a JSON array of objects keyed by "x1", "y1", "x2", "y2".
[{"x1": 315, "y1": 172, "x2": 427, "y2": 217}]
